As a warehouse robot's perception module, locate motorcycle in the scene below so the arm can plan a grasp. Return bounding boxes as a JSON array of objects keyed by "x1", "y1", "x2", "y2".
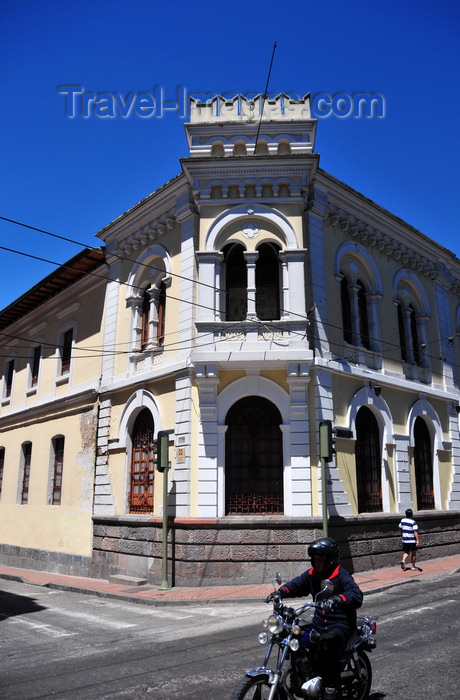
[{"x1": 231, "y1": 574, "x2": 377, "y2": 700}]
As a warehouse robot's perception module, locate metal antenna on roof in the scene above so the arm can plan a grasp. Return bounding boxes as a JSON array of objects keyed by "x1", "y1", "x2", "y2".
[{"x1": 254, "y1": 41, "x2": 277, "y2": 152}]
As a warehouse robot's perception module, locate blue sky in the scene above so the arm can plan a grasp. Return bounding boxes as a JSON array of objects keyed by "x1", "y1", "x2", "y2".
[{"x1": 1, "y1": 0, "x2": 458, "y2": 311}]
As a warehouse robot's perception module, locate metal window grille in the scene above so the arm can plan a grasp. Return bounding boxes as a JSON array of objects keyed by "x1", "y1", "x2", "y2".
[
  {"x1": 225, "y1": 397, "x2": 283, "y2": 515},
  {"x1": 21, "y1": 443, "x2": 32, "y2": 505},
  {"x1": 356, "y1": 407, "x2": 382, "y2": 513},
  {"x1": 414, "y1": 417, "x2": 434, "y2": 509}
]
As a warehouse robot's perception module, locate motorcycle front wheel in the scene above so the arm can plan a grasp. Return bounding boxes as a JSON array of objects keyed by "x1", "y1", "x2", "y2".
[{"x1": 231, "y1": 674, "x2": 286, "y2": 700}]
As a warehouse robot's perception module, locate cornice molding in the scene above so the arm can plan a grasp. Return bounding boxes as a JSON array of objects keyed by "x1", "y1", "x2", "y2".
[{"x1": 326, "y1": 203, "x2": 460, "y2": 295}]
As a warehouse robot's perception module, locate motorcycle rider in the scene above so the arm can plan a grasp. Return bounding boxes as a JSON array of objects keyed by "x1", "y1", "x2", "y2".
[{"x1": 266, "y1": 537, "x2": 363, "y2": 699}]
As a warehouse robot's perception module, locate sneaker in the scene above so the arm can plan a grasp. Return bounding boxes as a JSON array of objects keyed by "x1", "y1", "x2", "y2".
[
  {"x1": 411, "y1": 566, "x2": 422, "y2": 571},
  {"x1": 400, "y1": 561, "x2": 406, "y2": 571}
]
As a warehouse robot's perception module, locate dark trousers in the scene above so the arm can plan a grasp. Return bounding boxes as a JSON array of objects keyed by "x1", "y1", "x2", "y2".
[{"x1": 315, "y1": 628, "x2": 348, "y2": 689}]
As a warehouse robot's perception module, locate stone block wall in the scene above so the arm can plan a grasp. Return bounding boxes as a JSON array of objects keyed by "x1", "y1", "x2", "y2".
[
  {"x1": 91, "y1": 511, "x2": 460, "y2": 586},
  {"x1": 2, "y1": 512, "x2": 458, "y2": 585}
]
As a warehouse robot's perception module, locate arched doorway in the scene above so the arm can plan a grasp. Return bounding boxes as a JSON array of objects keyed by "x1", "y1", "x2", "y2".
[
  {"x1": 414, "y1": 416, "x2": 434, "y2": 509},
  {"x1": 355, "y1": 406, "x2": 382, "y2": 512},
  {"x1": 129, "y1": 408, "x2": 155, "y2": 513},
  {"x1": 225, "y1": 396, "x2": 283, "y2": 515}
]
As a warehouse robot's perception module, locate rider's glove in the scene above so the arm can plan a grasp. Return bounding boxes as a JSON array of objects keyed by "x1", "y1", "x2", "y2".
[
  {"x1": 265, "y1": 587, "x2": 288, "y2": 604},
  {"x1": 322, "y1": 595, "x2": 342, "y2": 612}
]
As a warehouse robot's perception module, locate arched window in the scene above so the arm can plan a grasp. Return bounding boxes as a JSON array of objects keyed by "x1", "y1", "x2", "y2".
[
  {"x1": 223, "y1": 243, "x2": 247, "y2": 321},
  {"x1": 20, "y1": 442, "x2": 32, "y2": 505},
  {"x1": 409, "y1": 304, "x2": 420, "y2": 366},
  {"x1": 255, "y1": 243, "x2": 281, "y2": 320},
  {"x1": 355, "y1": 407, "x2": 382, "y2": 512},
  {"x1": 340, "y1": 276, "x2": 370, "y2": 348},
  {"x1": 225, "y1": 397, "x2": 283, "y2": 515},
  {"x1": 138, "y1": 280, "x2": 167, "y2": 352},
  {"x1": 397, "y1": 302, "x2": 407, "y2": 361},
  {"x1": 157, "y1": 281, "x2": 166, "y2": 347},
  {"x1": 141, "y1": 287, "x2": 151, "y2": 351},
  {"x1": 357, "y1": 280, "x2": 370, "y2": 349},
  {"x1": 129, "y1": 409, "x2": 155, "y2": 513},
  {"x1": 414, "y1": 417, "x2": 434, "y2": 509},
  {"x1": 49, "y1": 435, "x2": 65, "y2": 505},
  {"x1": 60, "y1": 328, "x2": 73, "y2": 375},
  {"x1": 341, "y1": 276, "x2": 352, "y2": 344}
]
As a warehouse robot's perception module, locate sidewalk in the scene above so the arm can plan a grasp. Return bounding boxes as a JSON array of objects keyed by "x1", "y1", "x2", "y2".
[{"x1": 1, "y1": 553, "x2": 459, "y2": 606}]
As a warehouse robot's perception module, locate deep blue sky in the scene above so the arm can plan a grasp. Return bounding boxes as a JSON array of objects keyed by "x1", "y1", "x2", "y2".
[{"x1": 1, "y1": 0, "x2": 458, "y2": 311}]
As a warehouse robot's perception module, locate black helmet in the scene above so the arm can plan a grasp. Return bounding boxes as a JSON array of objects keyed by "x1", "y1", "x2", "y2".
[{"x1": 308, "y1": 537, "x2": 340, "y2": 571}]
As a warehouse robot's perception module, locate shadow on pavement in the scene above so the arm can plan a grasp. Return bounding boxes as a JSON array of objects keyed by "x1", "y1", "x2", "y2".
[{"x1": 0, "y1": 588, "x2": 46, "y2": 620}]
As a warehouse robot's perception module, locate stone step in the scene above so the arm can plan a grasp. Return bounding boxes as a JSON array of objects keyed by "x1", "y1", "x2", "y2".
[{"x1": 108, "y1": 574, "x2": 148, "y2": 586}]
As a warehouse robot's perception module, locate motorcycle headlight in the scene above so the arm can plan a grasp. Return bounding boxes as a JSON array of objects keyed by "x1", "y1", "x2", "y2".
[
  {"x1": 258, "y1": 632, "x2": 269, "y2": 645},
  {"x1": 289, "y1": 638, "x2": 300, "y2": 651},
  {"x1": 292, "y1": 624, "x2": 301, "y2": 635},
  {"x1": 267, "y1": 614, "x2": 284, "y2": 634}
]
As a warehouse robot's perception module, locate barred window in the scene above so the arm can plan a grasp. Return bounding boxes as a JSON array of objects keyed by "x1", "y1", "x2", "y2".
[
  {"x1": 225, "y1": 397, "x2": 283, "y2": 515},
  {"x1": 50, "y1": 436, "x2": 65, "y2": 505},
  {"x1": 129, "y1": 409, "x2": 156, "y2": 513},
  {"x1": 414, "y1": 417, "x2": 434, "y2": 509},
  {"x1": 355, "y1": 407, "x2": 382, "y2": 513},
  {"x1": 20, "y1": 442, "x2": 32, "y2": 505}
]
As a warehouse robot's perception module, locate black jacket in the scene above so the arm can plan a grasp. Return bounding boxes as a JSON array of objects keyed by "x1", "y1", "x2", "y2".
[{"x1": 280, "y1": 564, "x2": 363, "y2": 635}]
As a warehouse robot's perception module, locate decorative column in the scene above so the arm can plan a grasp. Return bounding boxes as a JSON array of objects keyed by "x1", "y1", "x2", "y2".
[
  {"x1": 244, "y1": 251, "x2": 259, "y2": 319},
  {"x1": 348, "y1": 283, "x2": 362, "y2": 347}
]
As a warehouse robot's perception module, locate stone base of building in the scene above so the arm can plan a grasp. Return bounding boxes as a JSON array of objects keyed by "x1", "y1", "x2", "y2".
[
  {"x1": 92, "y1": 511, "x2": 460, "y2": 587},
  {"x1": 2, "y1": 512, "x2": 458, "y2": 586},
  {"x1": 0, "y1": 543, "x2": 92, "y2": 577}
]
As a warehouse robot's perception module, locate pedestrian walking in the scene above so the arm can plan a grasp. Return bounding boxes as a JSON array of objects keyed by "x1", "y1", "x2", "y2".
[{"x1": 398, "y1": 508, "x2": 422, "y2": 571}]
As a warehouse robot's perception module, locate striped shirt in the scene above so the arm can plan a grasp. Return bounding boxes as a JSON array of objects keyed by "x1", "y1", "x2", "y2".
[{"x1": 399, "y1": 517, "x2": 419, "y2": 543}]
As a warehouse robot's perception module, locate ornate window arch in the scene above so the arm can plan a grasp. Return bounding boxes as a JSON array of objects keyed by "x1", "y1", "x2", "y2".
[
  {"x1": 407, "y1": 398, "x2": 442, "y2": 509},
  {"x1": 216, "y1": 375, "x2": 291, "y2": 517},
  {"x1": 348, "y1": 386, "x2": 393, "y2": 512},
  {"x1": 197, "y1": 204, "x2": 305, "y2": 325},
  {"x1": 393, "y1": 270, "x2": 430, "y2": 367},
  {"x1": 126, "y1": 247, "x2": 171, "y2": 360},
  {"x1": 117, "y1": 389, "x2": 162, "y2": 514},
  {"x1": 225, "y1": 396, "x2": 283, "y2": 515},
  {"x1": 335, "y1": 242, "x2": 382, "y2": 352}
]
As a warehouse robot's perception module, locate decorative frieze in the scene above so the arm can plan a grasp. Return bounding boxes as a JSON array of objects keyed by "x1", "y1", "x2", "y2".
[
  {"x1": 118, "y1": 211, "x2": 176, "y2": 256},
  {"x1": 327, "y1": 204, "x2": 460, "y2": 293}
]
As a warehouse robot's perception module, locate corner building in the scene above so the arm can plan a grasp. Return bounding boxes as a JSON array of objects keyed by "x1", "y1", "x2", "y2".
[{"x1": 2, "y1": 95, "x2": 460, "y2": 585}]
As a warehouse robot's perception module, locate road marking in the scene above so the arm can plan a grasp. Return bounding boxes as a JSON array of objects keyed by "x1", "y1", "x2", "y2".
[
  {"x1": 8, "y1": 617, "x2": 75, "y2": 638},
  {"x1": 52, "y1": 608, "x2": 137, "y2": 628},
  {"x1": 378, "y1": 599, "x2": 456, "y2": 625}
]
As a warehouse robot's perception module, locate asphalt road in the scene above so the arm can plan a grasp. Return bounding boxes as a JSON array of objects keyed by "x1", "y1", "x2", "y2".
[{"x1": 0, "y1": 572, "x2": 459, "y2": 699}]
